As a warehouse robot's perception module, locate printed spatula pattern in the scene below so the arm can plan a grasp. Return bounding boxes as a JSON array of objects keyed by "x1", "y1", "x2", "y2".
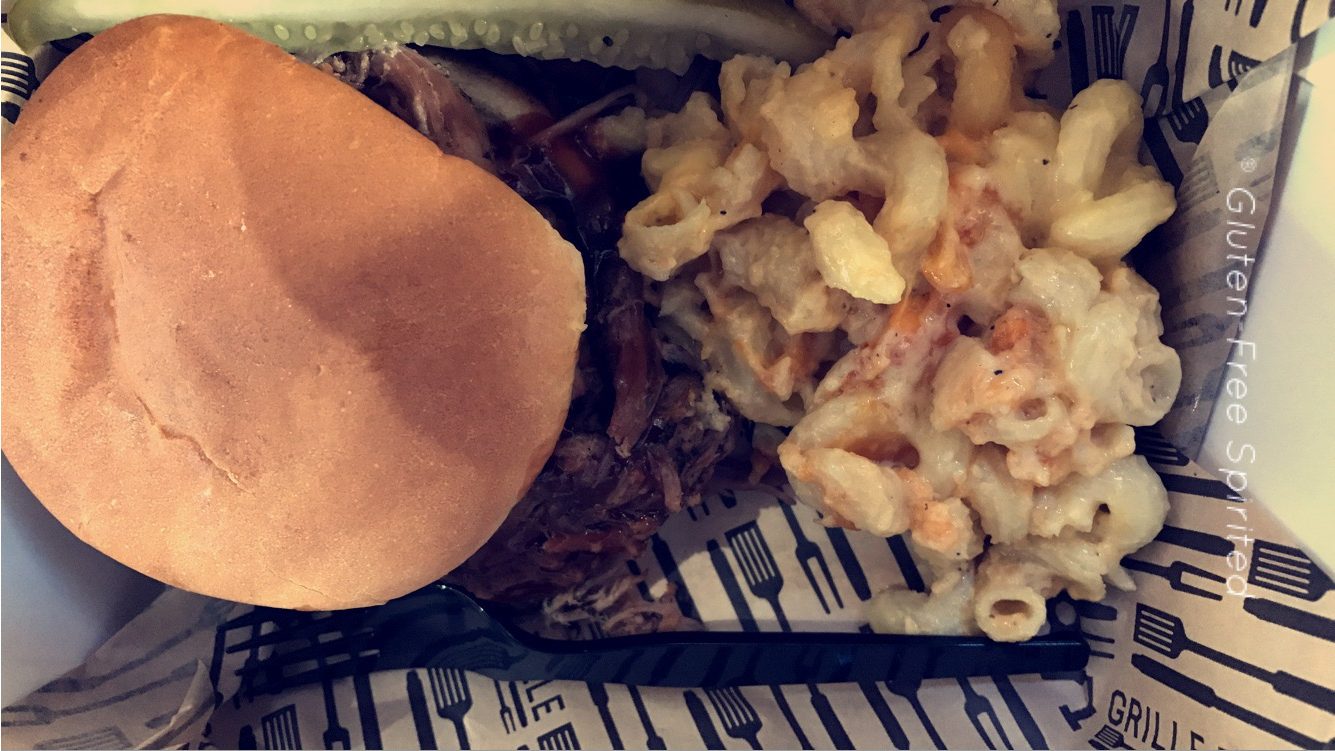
[
  {"x1": 706, "y1": 687, "x2": 763, "y2": 750},
  {"x1": 1089, "y1": 724, "x2": 1131, "y2": 749},
  {"x1": 1133, "y1": 604, "x2": 1335, "y2": 712},
  {"x1": 428, "y1": 667, "x2": 473, "y2": 749},
  {"x1": 1249, "y1": 540, "x2": 1333, "y2": 601}
]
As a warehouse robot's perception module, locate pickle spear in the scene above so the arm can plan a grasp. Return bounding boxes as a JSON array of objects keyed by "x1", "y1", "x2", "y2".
[{"x1": 6, "y1": 0, "x2": 830, "y2": 73}]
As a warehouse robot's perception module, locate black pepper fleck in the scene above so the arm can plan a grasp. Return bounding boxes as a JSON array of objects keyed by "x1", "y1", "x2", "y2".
[
  {"x1": 994, "y1": 369, "x2": 1004, "y2": 375},
  {"x1": 1042, "y1": 159, "x2": 1050, "y2": 165}
]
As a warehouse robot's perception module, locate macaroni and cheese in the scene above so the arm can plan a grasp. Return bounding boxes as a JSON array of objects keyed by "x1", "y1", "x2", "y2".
[{"x1": 618, "y1": 0, "x2": 1180, "y2": 641}]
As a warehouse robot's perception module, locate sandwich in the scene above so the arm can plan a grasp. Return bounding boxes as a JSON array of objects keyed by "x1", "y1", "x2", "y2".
[{"x1": 2, "y1": 12, "x2": 800, "y2": 615}]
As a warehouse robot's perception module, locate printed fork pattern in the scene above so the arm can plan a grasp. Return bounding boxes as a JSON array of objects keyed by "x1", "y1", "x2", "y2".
[
  {"x1": 727, "y1": 522, "x2": 790, "y2": 631},
  {"x1": 706, "y1": 687, "x2": 764, "y2": 749},
  {"x1": 428, "y1": 668, "x2": 473, "y2": 750},
  {"x1": 1092, "y1": 5, "x2": 1139, "y2": 79}
]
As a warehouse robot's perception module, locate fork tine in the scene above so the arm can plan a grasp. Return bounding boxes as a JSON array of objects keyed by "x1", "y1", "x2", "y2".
[
  {"x1": 1174, "y1": 560, "x2": 1226, "y2": 584},
  {"x1": 730, "y1": 531, "x2": 763, "y2": 585},
  {"x1": 719, "y1": 688, "x2": 744, "y2": 725},
  {"x1": 746, "y1": 528, "x2": 779, "y2": 576},
  {"x1": 706, "y1": 687, "x2": 736, "y2": 727},
  {"x1": 725, "y1": 688, "x2": 747, "y2": 726},
  {"x1": 428, "y1": 668, "x2": 445, "y2": 709},
  {"x1": 741, "y1": 531, "x2": 771, "y2": 579},
  {"x1": 444, "y1": 669, "x2": 457, "y2": 703},
  {"x1": 724, "y1": 687, "x2": 757, "y2": 724},
  {"x1": 453, "y1": 669, "x2": 471, "y2": 704},
  {"x1": 738, "y1": 526, "x2": 777, "y2": 579}
]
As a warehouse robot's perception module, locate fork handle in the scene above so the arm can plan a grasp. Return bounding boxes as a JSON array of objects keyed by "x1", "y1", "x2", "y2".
[
  {"x1": 510, "y1": 631, "x2": 1089, "y2": 687},
  {"x1": 452, "y1": 717, "x2": 471, "y2": 750}
]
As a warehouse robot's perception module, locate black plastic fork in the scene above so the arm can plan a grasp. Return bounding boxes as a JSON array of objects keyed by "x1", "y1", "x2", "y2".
[{"x1": 230, "y1": 584, "x2": 1089, "y2": 690}]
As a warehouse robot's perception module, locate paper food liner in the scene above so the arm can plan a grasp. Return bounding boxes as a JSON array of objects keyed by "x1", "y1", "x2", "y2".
[{"x1": 3, "y1": 1, "x2": 1333, "y2": 748}]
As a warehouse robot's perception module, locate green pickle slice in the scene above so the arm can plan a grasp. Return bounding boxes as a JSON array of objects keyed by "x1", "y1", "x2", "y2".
[{"x1": 6, "y1": 0, "x2": 830, "y2": 72}]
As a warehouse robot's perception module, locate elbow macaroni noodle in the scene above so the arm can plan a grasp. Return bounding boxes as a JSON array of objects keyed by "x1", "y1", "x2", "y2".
[{"x1": 618, "y1": 0, "x2": 1180, "y2": 641}]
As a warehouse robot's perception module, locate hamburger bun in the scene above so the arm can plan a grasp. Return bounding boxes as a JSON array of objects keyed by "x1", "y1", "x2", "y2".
[{"x1": 1, "y1": 15, "x2": 586, "y2": 609}]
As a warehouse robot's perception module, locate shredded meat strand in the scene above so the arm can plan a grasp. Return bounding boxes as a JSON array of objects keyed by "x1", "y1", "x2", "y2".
[{"x1": 320, "y1": 48, "x2": 493, "y2": 171}]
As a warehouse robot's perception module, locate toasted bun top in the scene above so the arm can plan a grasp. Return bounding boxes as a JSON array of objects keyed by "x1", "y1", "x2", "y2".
[{"x1": 1, "y1": 15, "x2": 586, "y2": 609}]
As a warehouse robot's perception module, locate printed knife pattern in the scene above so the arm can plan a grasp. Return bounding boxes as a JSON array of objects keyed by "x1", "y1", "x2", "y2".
[
  {"x1": 684, "y1": 690, "x2": 724, "y2": 749},
  {"x1": 307, "y1": 627, "x2": 351, "y2": 751},
  {"x1": 585, "y1": 684, "x2": 620, "y2": 749},
  {"x1": 1132, "y1": 654, "x2": 1331, "y2": 749},
  {"x1": 858, "y1": 682, "x2": 910, "y2": 750},
  {"x1": 406, "y1": 672, "x2": 438, "y2": 751}
]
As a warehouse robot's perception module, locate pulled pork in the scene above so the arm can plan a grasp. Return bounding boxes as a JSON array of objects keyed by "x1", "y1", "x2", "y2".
[
  {"x1": 321, "y1": 47, "x2": 741, "y2": 609},
  {"x1": 452, "y1": 261, "x2": 739, "y2": 603},
  {"x1": 318, "y1": 49, "x2": 493, "y2": 171}
]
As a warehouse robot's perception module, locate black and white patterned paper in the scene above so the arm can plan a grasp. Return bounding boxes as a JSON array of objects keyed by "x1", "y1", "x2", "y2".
[{"x1": 3, "y1": 1, "x2": 1334, "y2": 748}]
